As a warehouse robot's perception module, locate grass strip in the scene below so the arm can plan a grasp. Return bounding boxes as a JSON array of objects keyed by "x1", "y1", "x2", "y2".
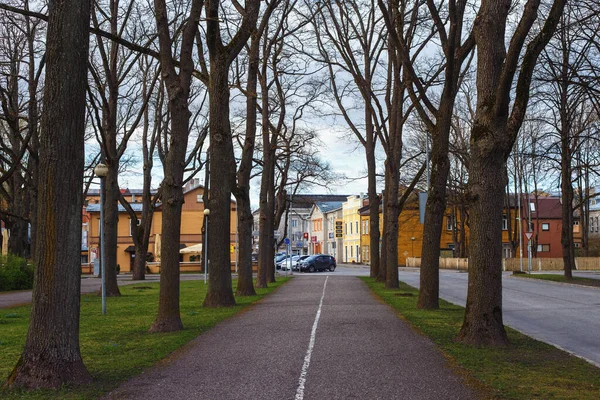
[
  {"x1": 513, "y1": 273, "x2": 600, "y2": 288},
  {"x1": 361, "y1": 277, "x2": 600, "y2": 400},
  {"x1": 0, "y1": 278, "x2": 289, "y2": 399}
]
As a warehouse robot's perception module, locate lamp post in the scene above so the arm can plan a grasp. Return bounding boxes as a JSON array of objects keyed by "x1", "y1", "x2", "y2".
[
  {"x1": 94, "y1": 163, "x2": 109, "y2": 315},
  {"x1": 203, "y1": 208, "x2": 210, "y2": 284},
  {"x1": 411, "y1": 236, "x2": 415, "y2": 258}
]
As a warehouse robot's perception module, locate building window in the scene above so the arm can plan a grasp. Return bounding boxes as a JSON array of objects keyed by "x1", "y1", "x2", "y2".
[
  {"x1": 350, "y1": 223, "x2": 353, "y2": 234},
  {"x1": 196, "y1": 195, "x2": 203, "y2": 203},
  {"x1": 536, "y1": 244, "x2": 550, "y2": 252},
  {"x1": 575, "y1": 242, "x2": 581, "y2": 248},
  {"x1": 502, "y1": 214, "x2": 508, "y2": 231},
  {"x1": 292, "y1": 219, "x2": 297, "y2": 228},
  {"x1": 355, "y1": 221, "x2": 358, "y2": 234},
  {"x1": 573, "y1": 221, "x2": 579, "y2": 226},
  {"x1": 542, "y1": 223, "x2": 550, "y2": 231},
  {"x1": 529, "y1": 202, "x2": 536, "y2": 212}
]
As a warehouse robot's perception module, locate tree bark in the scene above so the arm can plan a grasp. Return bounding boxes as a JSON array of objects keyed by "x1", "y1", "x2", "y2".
[
  {"x1": 418, "y1": 118, "x2": 451, "y2": 309},
  {"x1": 366, "y1": 116, "x2": 380, "y2": 279},
  {"x1": 149, "y1": 104, "x2": 189, "y2": 332},
  {"x1": 149, "y1": 0, "x2": 202, "y2": 331},
  {"x1": 203, "y1": 55, "x2": 236, "y2": 307},
  {"x1": 234, "y1": 24, "x2": 267, "y2": 297},
  {"x1": 457, "y1": 144, "x2": 510, "y2": 346},
  {"x1": 101, "y1": 166, "x2": 121, "y2": 296},
  {"x1": 7, "y1": 0, "x2": 92, "y2": 388},
  {"x1": 561, "y1": 129, "x2": 575, "y2": 279},
  {"x1": 457, "y1": 0, "x2": 565, "y2": 346}
]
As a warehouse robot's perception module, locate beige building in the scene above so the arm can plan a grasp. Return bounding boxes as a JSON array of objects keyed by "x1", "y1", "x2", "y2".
[{"x1": 342, "y1": 195, "x2": 366, "y2": 262}]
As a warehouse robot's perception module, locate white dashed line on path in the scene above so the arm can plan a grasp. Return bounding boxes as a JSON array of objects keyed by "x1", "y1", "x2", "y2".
[{"x1": 295, "y1": 276, "x2": 328, "y2": 400}]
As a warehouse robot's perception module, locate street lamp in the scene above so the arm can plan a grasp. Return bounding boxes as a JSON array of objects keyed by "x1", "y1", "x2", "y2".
[
  {"x1": 411, "y1": 237, "x2": 415, "y2": 259},
  {"x1": 94, "y1": 163, "x2": 109, "y2": 315},
  {"x1": 203, "y1": 208, "x2": 210, "y2": 285}
]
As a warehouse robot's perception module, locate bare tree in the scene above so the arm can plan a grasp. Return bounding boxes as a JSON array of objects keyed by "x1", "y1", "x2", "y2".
[
  {"x1": 7, "y1": 0, "x2": 92, "y2": 388},
  {"x1": 0, "y1": 1, "x2": 44, "y2": 259},
  {"x1": 232, "y1": 0, "x2": 282, "y2": 297},
  {"x1": 536, "y1": 1, "x2": 600, "y2": 278},
  {"x1": 202, "y1": 0, "x2": 260, "y2": 306},
  {"x1": 456, "y1": 0, "x2": 566, "y2": 346},
  {"x1": 307, "y1": 0, "x2": 385, "y2": 279},
  {"x1": 149, "y1": 0, "x2": 204, "y2": 332},
  {"x1": 86, "y1": 0, "x2": 156, "y2": 296}
]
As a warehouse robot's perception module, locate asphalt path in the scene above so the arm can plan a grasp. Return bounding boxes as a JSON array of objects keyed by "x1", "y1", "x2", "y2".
[
  {"x1": 397, "y1": 269, "x2": 600, "y2": 368},
  {"x1": 106, "y1": 275, "x2": 476, "y2": 400}
]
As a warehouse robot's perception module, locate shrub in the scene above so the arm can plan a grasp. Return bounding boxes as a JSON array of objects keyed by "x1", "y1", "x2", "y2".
[{"x1": 0, "y1": 254, "x2": 34, "y2": 292}]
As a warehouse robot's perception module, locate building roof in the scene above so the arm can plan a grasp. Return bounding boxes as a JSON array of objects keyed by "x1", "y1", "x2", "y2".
[
  {"x1": 521, "y1": 196, "x2": 563, "y2": 219},
  {"x1": 86, "y1": 203, "x2": 144, "y2": 213},
  {"x1": 315, "y1": 201, "x2": 344, "y2": 214},
  {"x1": 287, "y1": 194, "x2": 350, "y2": 210}
]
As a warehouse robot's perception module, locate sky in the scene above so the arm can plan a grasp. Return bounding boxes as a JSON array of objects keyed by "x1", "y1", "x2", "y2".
[{"x1": 115, "y1": 124, "x2": 374, "y2": 210}]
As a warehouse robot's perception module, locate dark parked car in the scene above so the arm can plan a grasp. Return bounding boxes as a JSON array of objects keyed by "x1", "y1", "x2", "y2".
[
  {"x1": 292, "y1": 255, "x2": 310, "y2": 271},
  {"x1": 298, "y1": 254, "x2": 336, "y2": 272}
]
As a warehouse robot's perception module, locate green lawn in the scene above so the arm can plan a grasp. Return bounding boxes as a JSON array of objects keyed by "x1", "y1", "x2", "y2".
[
  {"x1": 514, "y1": 273, "x2": 600, "y2": 288},
  {"x1": 0, "y1": 278, "x2": 289, "y2": 399},
  {"x1": 362, "y1": 277, "x2": 600, "y2": 399}
]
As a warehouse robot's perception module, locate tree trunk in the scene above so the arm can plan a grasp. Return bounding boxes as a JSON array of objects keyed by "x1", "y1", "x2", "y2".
[
  {"x1": 418, "y1": 128, "x2": 451, "y2": 309},
  {"x1": 456, "y1": 141, "x2": 509, "y2": 346},
  {"x1": 133, "y1": 243, "x2": 148, "y2": 280},
  {"x1": 149, "y1": 104, "x2": 189, "y2": 332},
  {"x1": 378, "y1": 192, "x2": 387, "y2": 283},
  {"x1": 384, "y1": 160, "x2": 400, "y2": 289},
  {"x1": 366, "y1": 132, "x2": 380, "y2": 279},
  {"x1": 234, "y1": 28, "x2": 262, "y2": 297},
  {"x1": 7, "y1": 0, "x2": 92, "y2": 388},
  {"x1": 7, "y1": 219, "x2": 28, "y2": 258},
  {"x1": 236, "y1": 194, "x2": 256, "y2": 296},
  {"x1": 203, "y1": 55, "x2": 236, "y2": 307},
  {"x1": 257, "y1": 76, "x2": 276, "y2": 289},
  {"x1": 561, "y1": 135, "x2": 575, "y2": 279},
  {"x1": 101, "y1": 166, "x2": 121, "y2": 296}
]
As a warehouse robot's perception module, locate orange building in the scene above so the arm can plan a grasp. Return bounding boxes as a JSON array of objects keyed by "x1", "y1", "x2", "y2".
[{"x1": 86, "y1": 182, "x2": 237, "y2": 273}]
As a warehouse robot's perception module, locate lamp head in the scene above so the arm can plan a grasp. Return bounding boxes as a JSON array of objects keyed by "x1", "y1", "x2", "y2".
[
  {"x1": 94, "y1": 163, "x2": 109, "y2": 177},
  {"x1": 204, "y1": 208, "x2": 211, "y2": 216}
]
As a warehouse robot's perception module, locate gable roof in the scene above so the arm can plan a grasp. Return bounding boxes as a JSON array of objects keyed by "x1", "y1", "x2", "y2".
[
  {"x1": 315, "y1": 201, "x2": 344, "y2": 214},
  {"x1": 86, "y1": 203, "x2": 144, "y2": 213},
  {"x1": 288, "y1": 194, "x2": 350, "y2": 210}
]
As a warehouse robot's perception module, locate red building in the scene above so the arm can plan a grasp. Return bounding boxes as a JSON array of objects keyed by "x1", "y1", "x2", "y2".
[{"x1": 519, "y1": 195, "x2": 580, "y2": 258}]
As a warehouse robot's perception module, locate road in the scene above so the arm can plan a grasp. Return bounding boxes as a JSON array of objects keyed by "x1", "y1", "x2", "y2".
[
  {"x1": 396, "y1": 268, "x2": 600, "y2": 368},
  {"x1": 106, "y1": 275, "x2": 476, "y2": 399}
]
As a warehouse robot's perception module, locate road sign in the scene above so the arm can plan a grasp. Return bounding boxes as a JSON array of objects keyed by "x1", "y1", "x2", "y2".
[
  {"x1": 525, "y1": 232, "x2": 533, "y2": 240},
  {"x1": 284, "y1": 237, "x2": 291, "y2": 245},
  {"x1": 335, "y1": 219, "x2": 344, "y2": 238}
]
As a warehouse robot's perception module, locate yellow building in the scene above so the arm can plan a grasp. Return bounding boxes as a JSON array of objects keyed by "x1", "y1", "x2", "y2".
[
  {"x1": 86, "y1": 183, "x2": 237, "y2": 273},
  {"x1": 342, "y1": 195, "x2": 366, "y2": 262}
]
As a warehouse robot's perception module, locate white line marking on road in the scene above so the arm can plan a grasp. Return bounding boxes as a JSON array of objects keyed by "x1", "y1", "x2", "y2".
[{"x1": 295, "y1": 276, "x2": 328, "y2": 400}]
